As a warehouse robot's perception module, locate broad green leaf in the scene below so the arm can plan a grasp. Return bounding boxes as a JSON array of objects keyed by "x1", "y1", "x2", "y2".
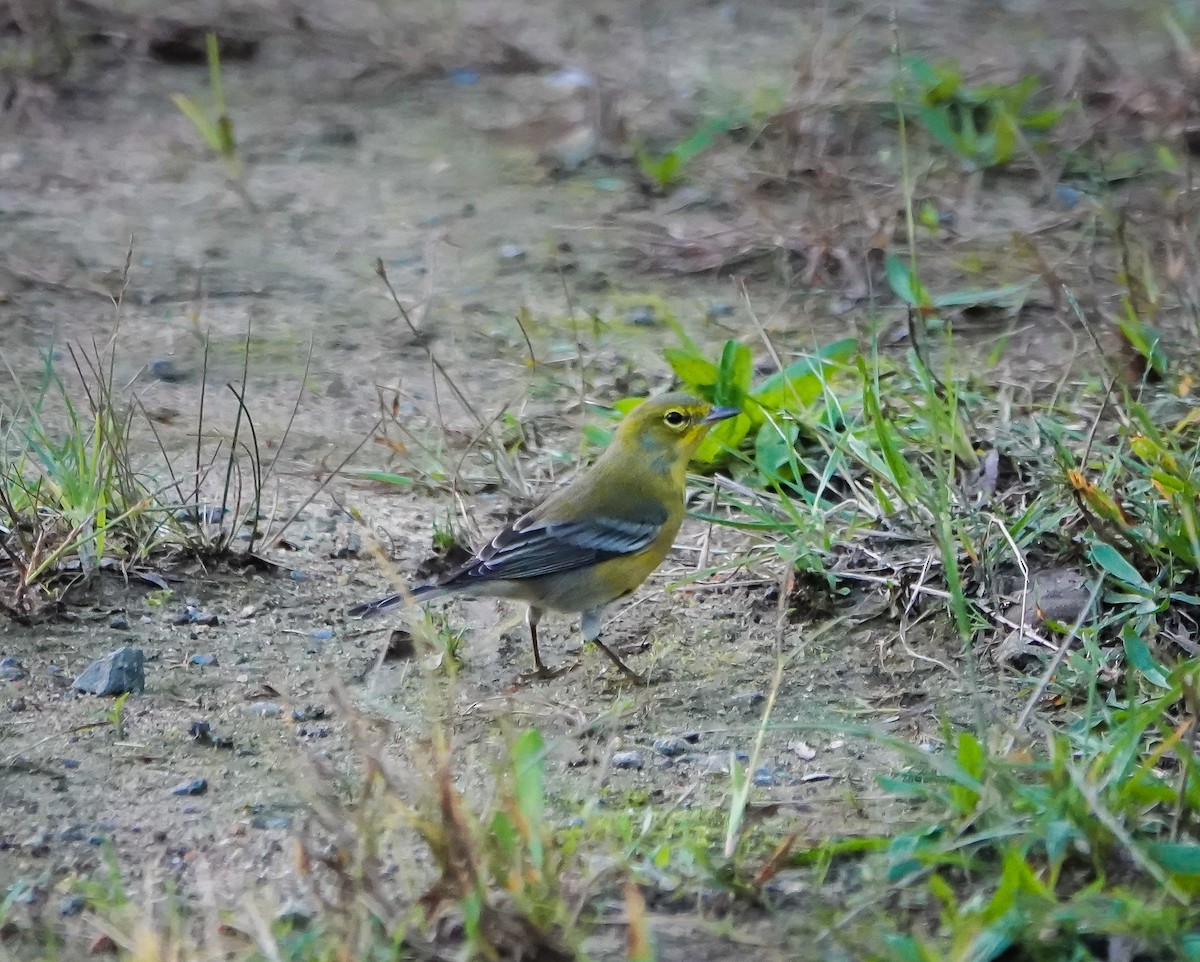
[
  {"x1": 694, "y1": 413, "x2": 750, "y2": 464},
  {"x1": 930, "y1": 281, "x2": 1031, "y2": 312},
  {"x1": 1146, "y1": 841, "x2": 1200, "y2": 875},
  {"x1": 884, "y1": 254, "x2": 932, "y2": 308},
  {"x1": 751, "y1": 337, "x2": 857, "y2": 411},
  {"x1": 664, "y1": 348, "x2": 718, "y2": 389},
  {"x1": 955, "y1": 731, "x2": 986, "y2": 781},
  {"x1": 1121, "y1": 621, "x2": 1171, "y2": 688},
  {"x1": 1087, "y1": 542, "x2": 1151, "y2": 593},
  {"x1": 755, "y1": 420, "x2": 799, "y2": 481}
]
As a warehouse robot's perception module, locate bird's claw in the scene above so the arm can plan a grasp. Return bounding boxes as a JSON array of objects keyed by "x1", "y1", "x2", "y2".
[
  {"x1": 518, "y1": 660, "x2": 580, "y2": 683},
  {"x1": 591, "y1": 639, "x2": 651, "y2": 685}
]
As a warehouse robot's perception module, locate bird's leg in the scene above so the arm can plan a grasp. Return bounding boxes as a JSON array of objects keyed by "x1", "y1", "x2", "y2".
[
  {"x1": 519, "y1": 606, "x2": 576, "y2": 681},
  {"x1": 582, "y1": 608, "x2": 649, "y2": 685}
]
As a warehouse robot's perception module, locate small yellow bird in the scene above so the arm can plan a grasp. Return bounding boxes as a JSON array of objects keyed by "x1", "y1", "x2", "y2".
[{"x1": 349, "y1": 393, "x2": 738, "y2": 682}]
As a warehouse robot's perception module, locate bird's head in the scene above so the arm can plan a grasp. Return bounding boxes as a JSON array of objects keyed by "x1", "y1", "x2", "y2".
[{"x1": 614, "y1": 393, "x2": 740, "y2": 469}]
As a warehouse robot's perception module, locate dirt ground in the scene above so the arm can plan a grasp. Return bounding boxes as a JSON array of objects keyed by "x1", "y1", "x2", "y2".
[{"x1": 1, "y1": 0, "x2": 1193, "y2": 958}]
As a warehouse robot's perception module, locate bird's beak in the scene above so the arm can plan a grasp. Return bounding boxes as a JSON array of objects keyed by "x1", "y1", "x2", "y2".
[{"x1": 703, "y1": 405, "x2": 740, "y2": 424}]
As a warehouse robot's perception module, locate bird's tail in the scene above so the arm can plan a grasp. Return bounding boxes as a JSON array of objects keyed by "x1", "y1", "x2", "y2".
[{"x1": 347, "y1": 583, "x2": 443, "y2": 618}]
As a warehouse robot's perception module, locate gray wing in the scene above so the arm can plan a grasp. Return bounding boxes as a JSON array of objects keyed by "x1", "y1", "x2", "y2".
[{"x1": 441, "y1": 506, "x2": 666, "y2": 587}]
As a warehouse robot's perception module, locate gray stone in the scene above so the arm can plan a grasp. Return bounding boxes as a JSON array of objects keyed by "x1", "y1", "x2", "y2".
[
  {"x1": 652, "y1": 736, "x2": 689, "y2": 757},
  {"x1": 170, "y1": 778, "x2": 208, "y2": 796},
  {"x1": 73, "y1": 647, "x2": 144, "y2": 696},
  {"x1": 611, "y1": 751, "x2": 644, "y2": 770}
]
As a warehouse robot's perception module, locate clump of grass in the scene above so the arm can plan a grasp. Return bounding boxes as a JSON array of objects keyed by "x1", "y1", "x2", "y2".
[
  {"x1": 292, "y1": 690, "x2": 578, "y2": 962},
  {"x1": 800, "y1": 658, "x2": 1200, "y2": 960},
  {"x1": 902, "y1": 56, "x2": 1066, "y2": 170},
  {"x1": 0, "y1": 258, "x2": 186, "y2": 612},
  {"x1": 0, "y1": 247, "x2": 357, "y2": 616}
]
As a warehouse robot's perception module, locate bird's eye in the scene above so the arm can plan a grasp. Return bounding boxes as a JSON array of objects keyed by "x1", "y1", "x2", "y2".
[{"x1": 664, "y1": 410, "x2": 687, "y2": 427}]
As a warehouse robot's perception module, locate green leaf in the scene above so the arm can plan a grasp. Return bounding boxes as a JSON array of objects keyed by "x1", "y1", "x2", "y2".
[
  {"x1": 1121, "y1": 621, "x2": 1171, "y2": 688},
  {"x1": 694, "y1": 414, "x2": 750, "y2": 464},
  {"x1": 664, "y1": 348, "x2": 718, "y2": 389},
  {"x1": 755, "y1": 420, "x2": 799, "y2": 481},
  {"x1": 346, "y1": 470, "x2": 414, "y2": 487},
  {"x1": 1087, "y1": 542, "x2": 1151, "y2": 593},
  {"x1": 1146, "y1": 841, "x2": 1200, "y2": 875},
  {"x1": 859, "y1": 357, "x2": 912, "y2": 490},
  {"x1": 955, "y1": 731, "x2": 985, "y2": 781},
  {"x1": 884, "y1": 254, "x2": 932, "y2": 308},
  {"x1": 751, "y1": 337, "x2": 857, "y2": 411},
  {"x1": 512, "y1": 729, "x2": 545, "y2": 865},
  {"x1": 991, "y1": 111, "x2": 1018, "y2": 165},
  {"x1": 170, "y1": 93, "x2": 224, "y2": 153},
  {"x1": 490, "y1": 810, "x2": 518, "y2": 862},
  {"x1": 930, "y1": 281, "x2": 1031, "y2": 312},
  {"x1": 512, "y1": 729, "x2": 545, "y2": 826},
  {"x1": 715, "y1": 340, "x2": 753, "y2": 407}
]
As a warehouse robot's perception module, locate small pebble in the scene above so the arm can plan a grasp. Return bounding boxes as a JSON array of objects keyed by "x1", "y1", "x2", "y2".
[
  {"x1": 0, "y1": 657, "x2": 27, "y2": 682},
  {"x1": 62, "y1": 758, "x2": 80, "y2": 770},
  {"x1": 1052, "y1": 185, "x2": 1083, "y2": 210},
  {"x1": 188, "y1": 653, "x2": 218, "y2": 667},
  {"x1": 174, "y1": 606, "x2": 219, "y2": 627},
  {"x1": 448, "y1": 68, "x2": 479, "y2": 86},
  {"x1": 188, "y1": 720, "x2": 233, "y2": 749},
  {"x1": 706, "y1": 301, "x2": 735, "y2": 318},
  {"x1": 170, "y1": 778, "x2": 208, "y2": 796},
  {"x1": 627, "y1": 306, "x2": 656, "y2": 327},
  {"x1": 289, "y1": 570, "x2": 308, "y2": 582},
  {"x1": 60, "y1": 895, "x2": 86, "y2": 917},
  {"x1": 108, "y1": 616, "x2": 130, "y2": 630},
  {"x1": 788, "y1": 740, "x2": 817, "y2": 761},
  {"x1": 291, "y1": 705, "x2": 327, "y2": 723},
  {"x1": 247, "y1": 702, "x2": 281, "y2": 718},
  {"x1": 296, "y1": 724, "x2": 332, "y2": 738},
  {"x1": 332, "y1": 533, "x2": 362, "y2": 559},
  {"x1": 250, "y1": 814, "x2": 292, "y2": 830},
  {"x1": 498, "y1": 243, "x2": 526, "y2": 261},
  {"x1": 148, "y1": 358, "x2": 188, "y2": 383},
  {"x1": 309, "y1": 628, "x2": 333, "y2": 641},
  {"x1": 611, "y1": 751, "x2": 644, "y2": 770},
  {"x1": 175, "y1": 505, "x2": 225, "y2": 524},
  {"x1": 652, "y1": 736, "x2": 689, "y2": 757},
  {"x1": 752, "y1": 767, "x2": 776, "y2": 787}
]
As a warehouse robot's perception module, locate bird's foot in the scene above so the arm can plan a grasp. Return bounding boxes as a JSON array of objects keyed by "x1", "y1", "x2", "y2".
[
  {"x1": 592, "y1": 639, "x2": 651, "y2": 685},
  {"x1": 518, "y1": 660, "x2": 580, "y2": 683}
]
